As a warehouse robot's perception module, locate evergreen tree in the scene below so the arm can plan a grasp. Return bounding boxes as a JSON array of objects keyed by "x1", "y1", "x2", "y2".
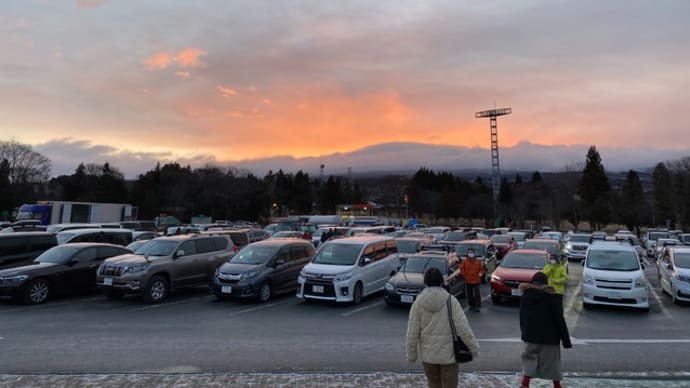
[
  {"x1": 579, "y1": 145, "x2": 611, "y2": 230},
  {"x1": 652, "y1": 162, "x2": 675, "y2": 227},
  {"x1": 619, "y1": 170, "x2": 646, "y2": 234}
]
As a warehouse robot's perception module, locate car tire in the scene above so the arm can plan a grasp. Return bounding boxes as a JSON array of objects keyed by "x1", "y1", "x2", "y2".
[
  {"x1": 23, "y1": 278, "x2": 50, "y2": 305},
  {"x1": 257, "y1": 282, "x2": 271, "y2": 303},
  {"x1": 143, "y1": 275, "x2": 168, "y2": 304},
  {"x1": 103, "y1": 289, "x2": 124, "y2": 300},
  {"x1": 352, "y1": 282, "x2": 363, "y2": 305},
  {"x1": 491, "y1": 295, "x2": 501, "y2": 305}
]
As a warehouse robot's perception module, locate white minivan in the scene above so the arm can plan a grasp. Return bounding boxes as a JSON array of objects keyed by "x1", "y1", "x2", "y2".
[
  {"x1": 582, "y1": 242, "x2": 649, "y2": 311},
  {"x1": 297, "y1": 235, "x2": 399, "y2": 304}
]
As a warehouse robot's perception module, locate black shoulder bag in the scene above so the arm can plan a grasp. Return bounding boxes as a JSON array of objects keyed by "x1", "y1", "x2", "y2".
[{"x1": 447, "y1": 296, "x2": 473, "y2": 363}]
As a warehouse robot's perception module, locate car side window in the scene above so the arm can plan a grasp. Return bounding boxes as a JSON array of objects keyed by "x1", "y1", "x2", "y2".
[
  {"x1": 73, "y1": 247, "x2": 98, "y2": 263},
  {"x1": 179, "y1": 241, "x2": 197, "y2": 256},
  {"x1": 212, "y1": 237, "x2": 228, "y2": 251},
  {"x1": 276, "y1": 248, "x2": 290, "y2": 264},
  {"x1": 373, "y1": 242, "x2": 388, "y2": 261},
  {"x1": 98, "y1": 246, "x2": 128, "y2": 260},
  {"x1": 196, "y1": 238, "x2": 214, "y2": 254},
  {"x1": 385, "y1": 240, "x2": 397, "y2": 255},
  {"x1": 361, "y1": 245, "x2": 375, "y2": 263},
  {"x1": 290, "y1": 245, "x2": 308, "y2": 261}
]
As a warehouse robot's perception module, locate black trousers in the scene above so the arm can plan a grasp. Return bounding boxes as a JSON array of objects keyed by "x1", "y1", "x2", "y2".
[{"x1": 466, "y1": 283, "x2": 481, "y2": 309}]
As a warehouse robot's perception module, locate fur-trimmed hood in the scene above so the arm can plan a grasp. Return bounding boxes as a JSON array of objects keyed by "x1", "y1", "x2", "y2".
[{"x1": 519, "y1": 282, "x2": 556, "y2": 293}]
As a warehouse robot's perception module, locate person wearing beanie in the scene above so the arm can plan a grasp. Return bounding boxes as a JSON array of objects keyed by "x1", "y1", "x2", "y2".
[{"x1": 518, "y1": 271, "x2": 572, "y2": 388}]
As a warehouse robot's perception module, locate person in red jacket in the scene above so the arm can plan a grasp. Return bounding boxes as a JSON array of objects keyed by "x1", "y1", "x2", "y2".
[{"x1": 460, "y1": 248, "x2": 484, "y2": 312}]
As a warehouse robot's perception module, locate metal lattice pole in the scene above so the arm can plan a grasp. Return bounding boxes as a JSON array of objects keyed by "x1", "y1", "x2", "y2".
[{"x1": 475, "y1": 107, "x2": 511, "y2": 226}]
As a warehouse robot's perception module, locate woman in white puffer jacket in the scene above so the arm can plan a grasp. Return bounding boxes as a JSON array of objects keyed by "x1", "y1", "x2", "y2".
[{"x1": 406, "y1": 267, "x2": 480, "y2": 388}]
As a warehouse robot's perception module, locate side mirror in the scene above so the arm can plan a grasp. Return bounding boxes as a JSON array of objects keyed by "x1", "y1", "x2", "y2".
[
  {"x1": 361, "y1": 257, "x2": 372, "y2": 266},
  {"x1": 174, "y1": 250, "x2": 185, "y2": 258}
]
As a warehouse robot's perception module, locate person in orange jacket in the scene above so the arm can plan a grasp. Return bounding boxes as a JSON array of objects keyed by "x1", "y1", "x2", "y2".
[{"x1": 460, "y1": 248, "x2": 485, "y2": 312}]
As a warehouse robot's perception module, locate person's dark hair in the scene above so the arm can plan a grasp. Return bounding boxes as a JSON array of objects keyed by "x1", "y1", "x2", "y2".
[
  {"x1": 424, "y1": 267, "x2": 444, "y2": 287},
  {"x1": 531, "y1": 271, "x2": 548, "y2": 285}
]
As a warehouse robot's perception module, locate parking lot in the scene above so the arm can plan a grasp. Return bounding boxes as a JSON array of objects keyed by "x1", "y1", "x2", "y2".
[{"x1": 1, "y1": 258, "x2": 690, "y2": 377}]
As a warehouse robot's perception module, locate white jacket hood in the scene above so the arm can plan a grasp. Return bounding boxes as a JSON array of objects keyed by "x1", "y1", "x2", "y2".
[{"x1": 415, "y1": 287, "x2": 449, "y2": 313}]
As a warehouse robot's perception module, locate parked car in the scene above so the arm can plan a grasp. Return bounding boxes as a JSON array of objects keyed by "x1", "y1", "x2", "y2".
[
  {"x1": 56, "y1": 228, "x2": 133, "y2": 246},
  {"x1": 0, "y1": 232, "x2": 58, "y2": 270},
  {"x1": 212, "y1": 238, "x2": 315, "y2": 302},
  {"x1": 490, "y1": 249, "x2": 550, "y2": 304},
  {"x1": 658, "y1": 246, "x2": 690, "y2": 304},
  {"x1": 680, "y1": 233, "x2": 690, "y2": 246},
  {"x1": 297, "y1": 235, "x2": 399, "y2": 304},
  {"x1": 654, "y1": 238, "x2": 682, "y2": 260},
  {"x1": 126, "y1": 239, "x2": 151, "y2": 252},
  {"x1": 97, "y1": 234, "x2": 234, "y2": 303},
  {"x1": 384, "y1": 254, "x2": 464, "y2": 306},
  {"x1": 507, "y1": 231, "x2": 527, "y2": 248},
  {"x1": 489, "y1": 234, "x2": 516, "y2": 260},
  {"x1": 523, "y1": 238, "x2": 564, "y2": 264},
  {"x1": 119, "y1": 220, "x2": 157, "y2": 232},
  {"x1": 454, "y1": 240, "x2": 498, "y2": 282},
  {"x1": 614, "y1": 233, "x2": 646, "y2": 262},
  {"x1": 269, "y1": 231, "x2": 307, "y2": 239},
  {"x1": 582, "y1": 242, "x2": 649, "y2": 311},
  {"x1": 562, "y1": 233, "x2": 592, "y2": 261},
  {"x1": 0, "y1": 243, "x2": 131, "y2": 304},
  {"x1": 395, "y1": 237, "x2": 431, "y2": 266},
  {"x1": 437, "y1": 230, "x2": 477, "y2": 248},
  {"x1": 423, "y1": 226, "x2": 451, "y2": 242},
  {"x1": 132, "y1": 231, "x2": 157, "y2": 241},
  {"x1": 645, "y1": 229, "x2": 670, "y2": 257}
]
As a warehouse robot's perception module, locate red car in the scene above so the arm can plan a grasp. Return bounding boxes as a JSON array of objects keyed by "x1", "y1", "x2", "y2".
[{"x1": 490, "y1": 249, "x2": 549, "y2": 304}]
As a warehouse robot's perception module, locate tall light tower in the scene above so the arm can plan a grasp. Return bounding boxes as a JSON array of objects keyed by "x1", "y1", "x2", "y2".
[{"x1": 475, "y1": 107, "x2": 511, "y2": 225}]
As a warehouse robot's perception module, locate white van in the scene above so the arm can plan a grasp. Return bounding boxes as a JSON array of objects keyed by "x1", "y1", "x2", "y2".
[
  {"x1": 297, "y1": 235, "x2": 399, "y2": 304},
  {"x1": 582, "y1": 242, "x2": 649, "y2": 311},
  {"x1": 56, "y1": 228, "x2": 133, "y2": 247}
]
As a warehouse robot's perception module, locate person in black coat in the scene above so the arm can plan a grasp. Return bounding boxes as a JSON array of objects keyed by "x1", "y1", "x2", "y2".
[{"x1": 518, "y1": 271, "x2": 572, "y2": 388}]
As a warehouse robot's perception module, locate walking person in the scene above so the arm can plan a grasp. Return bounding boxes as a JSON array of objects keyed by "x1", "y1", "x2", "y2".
[
  {"x1": 541, "y1": 253, "x2": 568, "y2": 310},
  {"x1": 518, "y1": 272, "x2": 572, "y2": 388},
  {"x1": 406, "y1": 267, "x2": 480, "y2": 388},
  {"x1": 459, "y1": 248, "x2": 484, "y2": 312}
]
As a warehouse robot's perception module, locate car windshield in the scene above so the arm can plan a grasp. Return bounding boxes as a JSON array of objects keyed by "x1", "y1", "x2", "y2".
[
  {"x1": 311, "y1": 243, "x2": 362, "y2": 266},
  {"x1": 56, "y1": 232, "x2": 77, "y2": 244},
  {"x1": 570, "y1": 235, "x2": 591, "y2": 243},
  {"x1": 509, "y1": 233, "x2": 526, "y2": 241},
  {"x1": 675, "y1": 253, "x2": 690, "y2": 269},
  {"x1": 402, "y1": 257, "x2": 447, "y2": 274},
  {"x1": 426, "y1": 227, "x2": 447, "y2": 234},
  {"x1": 587, "y1": 250, "x2": 640, "y2": 271},
  {"x1": 456, "y1": 244, "x2": 486, "y2": 256},
  {"x1": 491, "y1": 236, "x2": 511, "y2": 244},
  {"x1": 500, "y1": 253, "x2": 546, "y2": 269},
  {"x1": 442, "y1": 232, "x2": 466, "y2": 241},
  {"x1": 523, "y1": 242, "x2": 558, "y2": 254},
  {"x1": 649, "y1": 232, "x2": 669, "y2": 241},
  {"x1": 397, "y1": 240, "x2": 420, "y2": 254},
  {"x1": 134, "y1": 240, "x2": 178, "y2": 256},
  {"x1": 35, "y1": 246, "x2": 81, "y2": 264},
  {"x1": 127, "y1": 240, "x2": 149, "y2": 251},
  {"x1": 230, "y1": 245, "x2": 278, "y2": 265}
]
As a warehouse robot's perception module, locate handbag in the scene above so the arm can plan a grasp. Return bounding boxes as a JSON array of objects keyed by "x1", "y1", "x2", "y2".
[{"x1": 447, "y1": 296, "x2": 473, "y2": 363}]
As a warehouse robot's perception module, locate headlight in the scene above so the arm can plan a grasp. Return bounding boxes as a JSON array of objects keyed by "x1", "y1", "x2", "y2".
[
  {"x1": 385, "y1": 282, "x2": 395, "y2": 291},
  {"x1": 490, "y1": 274, "x2": 501, "y2": 282},
  {"x1": 564, "y1": 243, "x2": 572, "y2": 251},
  {"x1": 123, "y1": 264, "x2": 149, "y2": 274},
  {"x1": 0, "y1": 274, "x2": 29, "y2": 283},
  {"x1": 584, "y1": 274, "x2": 594, "y2": 285},
  {"x1": 240, "y1": 270, "x2": 260, "y2": 280},
  {"x1": 634, "y1": 276, "x2": 647, "y2": 288},
  {"x1": 335, "y1": 272, "x2": 353, "y2": 282}
]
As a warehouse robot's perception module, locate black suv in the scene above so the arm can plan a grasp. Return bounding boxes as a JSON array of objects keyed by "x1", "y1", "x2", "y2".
[{"x1": 212, "y1": 238, "x2": 315, "y2": 303}]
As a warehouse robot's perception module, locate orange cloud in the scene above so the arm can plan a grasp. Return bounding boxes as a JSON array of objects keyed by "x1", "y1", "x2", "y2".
[
  {"x1": 175, "y1": 71, "x2": 191, "y2": 79},
  {"x1": 144, "y1": 52, "x2": 171, "y2": 70},
  {"x1": 217, "y1": 86, "x2": 237, "y2": 98},
  {"x1": 173, "y1": 48, "x2": 207, "y2": 68}
]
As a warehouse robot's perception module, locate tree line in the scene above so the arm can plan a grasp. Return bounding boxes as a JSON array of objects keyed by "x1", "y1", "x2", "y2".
[{"x1": 1, "y1": 140, "x2": 689, "y2": 232}]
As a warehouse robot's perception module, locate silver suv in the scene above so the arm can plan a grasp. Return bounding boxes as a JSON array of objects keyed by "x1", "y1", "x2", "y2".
[{"x1": 97, "y1": 234, "x2": 234, "y2": 303}]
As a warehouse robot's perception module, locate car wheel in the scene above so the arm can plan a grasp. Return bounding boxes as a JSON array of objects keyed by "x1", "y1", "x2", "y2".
[
  {"x1": 491, "y1": 295, "x2": 501, "y2": 305},
  {"x1": 24, "y1": 278, "x2": 50, "y2": 305},
  {"x1": 352, "y1": 282, "x2": 363, "y2": 305},
  {"x1": 258, "y1": 282, "x2": 271, "y2": 303},
  {"x1": 103, "y1": 289, "x2": 124, "y2": 300},
  {"x1": 143, "y1": 275, "x2": 168, "y2": 304}
]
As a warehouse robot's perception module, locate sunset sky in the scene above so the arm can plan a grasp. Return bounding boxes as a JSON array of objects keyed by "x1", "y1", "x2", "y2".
[{"x1": 2, "y1": 1, "x2": 689, "y2": 177}]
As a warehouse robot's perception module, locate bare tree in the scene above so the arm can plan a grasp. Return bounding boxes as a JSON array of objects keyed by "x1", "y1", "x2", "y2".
[{"x1": 0, "y1": 140, "x2": 51, "y2": 184}]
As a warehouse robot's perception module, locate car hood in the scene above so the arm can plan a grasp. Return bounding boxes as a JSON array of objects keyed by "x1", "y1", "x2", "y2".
[
  {"x1": 493, "y1": 266, "x2": 540, "y2": 281},
  {"x1": 389, "y1": 272, "x2": 425, "y2": 287},
  {"x1": 303, "y1": 263, "x2": 354, "y2": 275},
  {"x1": 103, "y1": 254, "x2": 151, "y2": 265},
  {"x1": 218, "y1": 262, "x2": 262, "y2": 274},
  {"x1": 584, "y1": 267, "x2": 642, "y2": 280},
  {"x1": 0, "y1": 262, "x2": 59, "y2": 276}
]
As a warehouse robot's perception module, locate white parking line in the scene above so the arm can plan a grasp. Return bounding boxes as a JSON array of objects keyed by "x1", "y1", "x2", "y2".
[
  {"x1": 3, "y1": 301, "x2": 74, "y2": 313},
  {"x1": 649, "y1": 286, "x2": 673, "y2": 320},
  {"x1": 229, "y1": 299, "x2": 295, "y2": 316},
  {"x1": 564, "y1": 282, "x2": 583, "y2": 330},
  {"x1": 341, "y1": 301, "x2": 384, "y2": 317},
  {"x1": 479, "y1": 337, "x2": 690, "y2": 345},
  {"x1": 127, "y1": 295, "x2": 215, "y2": 312}
]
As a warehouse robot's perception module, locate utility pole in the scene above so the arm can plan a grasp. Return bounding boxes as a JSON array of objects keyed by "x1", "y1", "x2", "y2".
[{"x1": 475, "y1": 107, "x2": 512, "y2": 226}]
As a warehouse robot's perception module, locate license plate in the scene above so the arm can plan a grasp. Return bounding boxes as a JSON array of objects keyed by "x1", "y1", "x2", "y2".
[
  {"x1": 511, "y1": 288, "x2": 522, "y2": 296},
  {"x1": 104, "y1": 278, "x2": 113, "y2": 286},
  {"x1": 312, "y1": 285, "x2": 324, "y2": 293},
  {"x1": 401, "y1": 295, "x2": 414, "y2": 304},
  {"x1": 608, "y1": 292, "x2": 622, "y2": 299},
  {"x1": 221, "y1": 286, "x2": 232, "y2": 294}
]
